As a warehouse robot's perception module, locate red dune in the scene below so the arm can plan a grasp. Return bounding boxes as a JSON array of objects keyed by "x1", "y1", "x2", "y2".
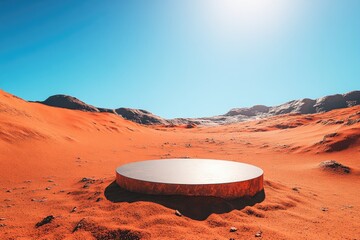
[{"x1": 0, "y1": 89, "x2": 359, "y2": 239}]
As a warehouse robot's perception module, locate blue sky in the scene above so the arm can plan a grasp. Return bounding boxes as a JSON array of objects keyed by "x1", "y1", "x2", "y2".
[{"x1": 0, "y1": 0, "x2": 359, "y2": 118}]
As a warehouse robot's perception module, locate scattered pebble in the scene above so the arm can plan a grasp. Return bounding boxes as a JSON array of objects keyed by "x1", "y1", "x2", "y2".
[
  {"x1": 230, "y1": 226, "x2": 238, "y2": 232},
  {"x1": 45, "y1": 187, "x2": 51, "y2": 190},
  {"x1": 35, "y1": 215, "x2": 54, "y2": 228},
  {"x1": 175, "y1": 210, "x2": 182, "y2": 217},
  {"x1": 255, "y1": 231, "x2": 262, "y2": 237},
  {"x1": 321, "y1": 207, "x2": 328, "y2": 212},
  {"x1": 341, "y1": 205, "x2": 353, "y2": 210},
  {"x1": 70, "y1": 207, "x2": 77, "y2": 213},
  {"x1": 31, "y1": 198, "x2": 46, "y2": 202}
]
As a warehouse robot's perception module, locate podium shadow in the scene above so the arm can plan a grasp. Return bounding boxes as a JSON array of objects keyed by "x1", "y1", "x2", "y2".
[{"x1": 104, "y1": 181, "x2": 265, "y2": 221}]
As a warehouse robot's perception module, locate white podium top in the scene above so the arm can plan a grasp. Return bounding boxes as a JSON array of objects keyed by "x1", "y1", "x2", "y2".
[{"x1": 116, "y1": 159, "x2": 263, "y2": 185}]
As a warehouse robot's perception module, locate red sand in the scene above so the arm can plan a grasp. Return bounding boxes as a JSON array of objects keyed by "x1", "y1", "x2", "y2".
[{"x1": 0, "y1": 90, "x2": 359, "y2": 239}]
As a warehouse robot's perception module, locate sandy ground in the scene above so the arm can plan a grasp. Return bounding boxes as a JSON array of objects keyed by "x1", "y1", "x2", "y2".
[{"x1": 0, "y1": 89, "x2": 359, "y2": 240}]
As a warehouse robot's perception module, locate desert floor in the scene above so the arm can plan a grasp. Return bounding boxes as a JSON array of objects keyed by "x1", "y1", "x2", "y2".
[{"x1": 0, "y1": 90, "x2": 359, "y2": 240}]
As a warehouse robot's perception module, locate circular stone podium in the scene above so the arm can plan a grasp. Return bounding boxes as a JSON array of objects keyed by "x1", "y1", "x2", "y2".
[{"x1": 115, "y1": 159, "x2": 263, "y2": 199}]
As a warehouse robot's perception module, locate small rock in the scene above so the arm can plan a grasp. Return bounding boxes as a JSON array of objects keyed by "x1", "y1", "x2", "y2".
[
  {"x1": 45, "y1": 187, "x2": 51, "y2": 190},
  {"x1": 321, "y1": 207, "x2": 328, "y2": 212},
  {"x1": 292, "y1": 187, "x2": 300, "y2": 192},
  {"x1": 70, "y1": 207, "x2": 77, "y2": 213},
  {"x1": 6, "y1": 190, "x2": 12, "y2": 193},
  {"x1": 24, "y1": 180, "x2": 32, "y2": 183},
  {"x1": 80, "y1": 177, "x2": 94, "y2": 182},
  {"x1": 175, "y1": 210, "x2": 182, "y2": 217},
  {"x1": 230, "y1": 226, "x2": 238, "y2": 232},
  {"x1": 0, "y1": 223, "x2": 6, "y2": 227},
  {"x1": 186, "y1": 123, "x2": 196, "y2": 128},
  {"x1": 72, "y1": 218, "x2": 85, "y2": 233},
  {"x1": 0, "y1": 218, "x2": 6, "y2": 221},
  {"x1": 319, "y1": 160, "x2": 350, "y2": 174},
  {"x1": 96, "y1": 197, "x2": 102, "y2": 202},
  {"x1": 83, "y1": 183, "x2": 91, "y2": 189},
  {"x1": 35, "y1": 215, "x2": 54, "y2": 228},
  {"x1": 324, "y1": 132, "x2": 338, "y2": 139},
  {"x1": 255, "y1": 231, "x2": 262, "y2": 237},
  {"x1": 48, "y1": 180, "x2": 54, "y2": 183}
]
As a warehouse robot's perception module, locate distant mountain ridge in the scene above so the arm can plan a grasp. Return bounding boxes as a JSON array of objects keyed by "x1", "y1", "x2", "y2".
[
  {"x1": 35, "y1": 95, "x2": 168, "y2": 125},
  {"x1": 36, "y1": 91, "x2": 360, "y2": 125}
]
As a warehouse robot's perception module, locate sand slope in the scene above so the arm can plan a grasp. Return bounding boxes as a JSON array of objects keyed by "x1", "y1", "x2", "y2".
[{"x1": 0, "y1": 90, "x2": 359, "y2": 239}]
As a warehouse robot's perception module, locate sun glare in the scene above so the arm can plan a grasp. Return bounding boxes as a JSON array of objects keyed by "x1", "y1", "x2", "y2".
[{"x1": 206, "y1": 0, "x2": 298, "y2": 42}]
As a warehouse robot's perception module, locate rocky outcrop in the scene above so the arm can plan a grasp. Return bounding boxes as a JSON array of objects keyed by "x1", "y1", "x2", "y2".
[
  {"x1": 319, "y1": 160, "x2": 351, "y2": 174},
  {"x1": 39, "y1": 95, "x2": 99, "y2": 112},
  {"x1": 269, "y1": 98, "x2": 316, "y2": 115},
  {"x1": 225, "y1": 105, "x2": 270, "y2": 117},
  {"x1": 226, "y1": 91, "x2": 360, "y2": 118},
  {"x1": 98, "y1": 108, "x2": 117, "y2": 114},
  {"x1": 343, "y1": 91, "x2": 360, "y2": 106},
  {"x1": 38, "y1": 95, "x2": 169, "y2": 125},
  {"x1": 115, "y1": 108, "x2": 168, "y2": 125},
  {"x1": 314, "y1": 94, "x2": 347, "y2": 112}
]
